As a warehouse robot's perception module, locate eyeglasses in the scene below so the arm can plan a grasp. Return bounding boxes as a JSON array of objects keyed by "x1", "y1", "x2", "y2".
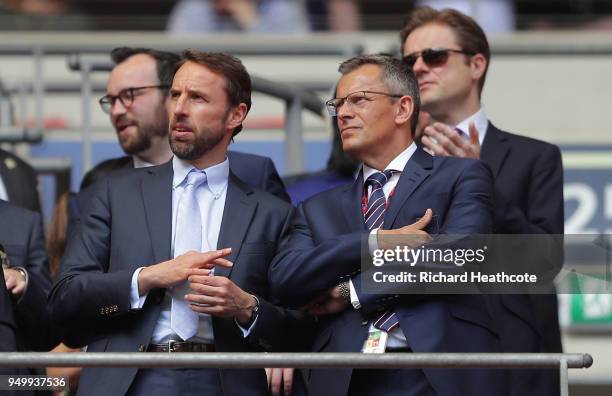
[
  {"x1": 325, "y1": 90, "x2": 402, "y2": 116},
  {"x1": 402, "y1": 48, "x2": 476, "y2": 69},
  {"x1": 98, "y1": 85, "x2": 169, "y2": 114}
]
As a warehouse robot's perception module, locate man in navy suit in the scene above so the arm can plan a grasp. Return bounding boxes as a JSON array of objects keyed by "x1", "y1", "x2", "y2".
[
  {"x1": 1, "y1": 200, "x2": 58, "y2": 352},
  {"x1": 50, "y1": 51, "x2": 308, "y2": 396},
  {"x1": 401, "y1": 7, "x2": 564, "y2": 395},
  {"x1": 270, "y1": 54, "x2": 506, "y2": 396},
  {"x1": 68, "y1": 47, "x2": 289, "y2": 237},
  {"x1": 1, "y1": 201, "x2": 59, "y2": 396}
]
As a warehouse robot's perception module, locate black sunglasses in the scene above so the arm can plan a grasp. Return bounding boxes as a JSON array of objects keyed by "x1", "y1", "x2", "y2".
[{"x1": 402, "y1": 48, "x2": 476, "y2": 69}]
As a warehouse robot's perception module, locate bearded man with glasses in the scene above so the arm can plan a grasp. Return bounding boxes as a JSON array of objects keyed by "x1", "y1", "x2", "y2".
[{"x1": 401, "y1": 7, "x2": 564, "y2": 396}]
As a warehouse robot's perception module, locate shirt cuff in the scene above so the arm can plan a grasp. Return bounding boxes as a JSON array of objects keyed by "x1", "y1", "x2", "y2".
[
  {"x1": 235, "y1": 313, "x2": 259, "y2": 338},
  {"x1": 368, "y1": 228, "x2": 379, "y2": 254},
  {"x1": 349, "y1": 279, "x2": 361, "y2": 309},
  {"x1": 130, "y1": 267, "x2": 148, "y2": 310}
]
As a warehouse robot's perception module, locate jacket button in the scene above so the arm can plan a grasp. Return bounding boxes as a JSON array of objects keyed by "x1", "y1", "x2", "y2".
[
  {"x1": 138, "y1": 344, "x2": 145, "y2": 352},
  {"x1": 362, "y1": 320, "x2": 369, "y2": 326}
]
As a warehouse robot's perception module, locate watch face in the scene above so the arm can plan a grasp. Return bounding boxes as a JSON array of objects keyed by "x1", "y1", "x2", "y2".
[{"x1": 339, "y1": 282, "x2": 350, "y2": 301}]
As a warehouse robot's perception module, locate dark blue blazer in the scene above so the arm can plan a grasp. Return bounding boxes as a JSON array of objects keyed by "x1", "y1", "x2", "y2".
[
  {"x1": 49, "y1": 160, "x2": 309, "y2": 396},
  {"x1": 0, "y1": 200, "x2": 57, "y2": 351},
  {"x1": 0, "y1": 266, "x2": 18, "y2": 386},
  {"x1": 270, "y1": 148, "x2": 508, "y2": 396},
  {"x1": 0, "y1": 266, "x2": 17, "y2": 352},
  {"x1": 481, "y1": 124, "x2": 564, "y2": 395}
]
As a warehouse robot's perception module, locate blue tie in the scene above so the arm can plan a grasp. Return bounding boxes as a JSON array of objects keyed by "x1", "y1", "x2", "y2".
[
  {"x1": 365, "y1": 170, "x2": 401, "y2": 333},
  {"x1": 171, "y1": 169, "x2": 207, "y2": 341}
]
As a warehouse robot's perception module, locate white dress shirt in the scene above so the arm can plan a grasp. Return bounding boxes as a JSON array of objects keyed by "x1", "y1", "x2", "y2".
[
  {"x1": 455, "y1": 107, "x2": 489, "y2": 146},
  {"x1": 0, "y1": 176, "x2": 8, "y2": 201},
  {"x1": 132, "y1": 156, "x2": 155, "y2": 169}
]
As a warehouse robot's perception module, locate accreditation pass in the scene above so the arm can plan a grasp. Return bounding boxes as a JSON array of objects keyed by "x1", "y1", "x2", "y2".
[
  {"x1": 0, "y1": 375, "x2": 68, "y2": 390},
  {"x1": 362, "y1": 327, "x2": 388, "y2": 354}
]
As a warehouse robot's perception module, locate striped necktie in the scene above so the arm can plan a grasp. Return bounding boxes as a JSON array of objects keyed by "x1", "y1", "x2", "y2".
[
  {"x1": 365, "y1": 170, "x2": 401, "y2": 333},
  {"x1": 364, "y1": 170, "x2": 395, "y2": 230}
]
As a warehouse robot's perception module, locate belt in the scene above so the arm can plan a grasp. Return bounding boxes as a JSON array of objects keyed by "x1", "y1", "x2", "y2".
[
  {"x1": 386, "y1": 347, "x2": 412, "y2": 353},
  {"x1": 146, "y1": 341, "x2": 216, "y2": 353}
]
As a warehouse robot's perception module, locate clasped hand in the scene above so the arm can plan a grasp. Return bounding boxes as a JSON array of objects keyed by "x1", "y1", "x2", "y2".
[{"x1": 303, "y1": 209, "x2": 435, "y2": 317}]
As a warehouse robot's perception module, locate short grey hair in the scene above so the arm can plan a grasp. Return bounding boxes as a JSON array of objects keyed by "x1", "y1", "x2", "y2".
[{"x1": 338, "y1": 54, "x2": 420, "y2": 135}]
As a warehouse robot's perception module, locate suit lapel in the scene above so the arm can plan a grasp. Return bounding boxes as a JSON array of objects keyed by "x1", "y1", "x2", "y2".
[
  {"x1": 141, "y1": 161, "x2": 173, "y2": 263},
  {"x1": 481, "y1": 123, "x2": 510, "y2": 178},
  {"x1": 341, "y1": 171, "x2": 367, "y2": 232},
  {"x1": 215, "y1": 173, "x2": 257, "y2": 278},
  {"x1": 0, "y1": 153, "x2": 21, "y2": 203},
  {"x1": 384, "y1": 148, "x2": 433, "y2": 229}
]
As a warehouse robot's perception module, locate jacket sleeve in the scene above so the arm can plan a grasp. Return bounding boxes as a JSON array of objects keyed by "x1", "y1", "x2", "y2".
[
  {"x1": 13, "y1": 211, "x2": 60, "y2": 351},
  {"x1": 493, "y1": 144, "x2": 563, "y2": 235},
  {"x1": 49, "y1": 178, "x2": 135, "y2": 331},
  {"x1": 269, "y1": 202, "x2": 366, "y2": 308},
  {"x1": 248, "y1": 206, "x2": 316, "y2": 351},
  {"x1": 0, "y1": 266, "x2": 17, "y2": 352}
]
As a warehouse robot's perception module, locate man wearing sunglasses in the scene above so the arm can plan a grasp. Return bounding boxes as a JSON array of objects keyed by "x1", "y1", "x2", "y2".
[
  {"x1": 68, "y1": 47, "x2": 290, "y2": 236},
  {"x1": 401, "y1": 7, "x2": 564, "y2": 395}
]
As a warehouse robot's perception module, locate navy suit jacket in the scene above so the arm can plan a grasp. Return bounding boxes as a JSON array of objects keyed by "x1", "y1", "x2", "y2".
[
  {"x1": 270, "y1": 148, "x2": 508, "y2": 396},
  {"x1": 0, "y1": 200, "x2": 57, "y2": 351},
  {"x1": 0, "y1": 266, "x2": 17, "y2": 352},
  {"x1": 49, "y1": 160, "x2": 309, "y2": 396},
  {"x1": 481, "y1": 124, "x2": 564, "y2": 395},
  {"x1": 0, "y1": 266, "x2": 18, "y2": 386},
  {"x1": 0, "y1": 149, "x2": 40, "y2": 212}
]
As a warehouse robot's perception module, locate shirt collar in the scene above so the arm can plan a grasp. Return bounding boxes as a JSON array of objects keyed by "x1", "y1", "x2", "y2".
[
  {"x1": 132, "y1": 156, "x2": 155, "y2": 169},
  {"x1": 455, "y1": 107, "x2": 488, "y2": 145},
  {"x1": 172, "y1": 156, "x2": 229, "y2": 195},
  {"x1": 362, "y1": 142, "x2": 417, "y2": 181}
]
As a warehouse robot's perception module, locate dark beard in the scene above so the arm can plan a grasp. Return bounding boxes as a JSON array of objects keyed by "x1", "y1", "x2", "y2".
[
  {"x1": 120, "y1": 127, "x2": 151, "y2": 155},
  {"x1": 121, "y1": 119, "x2": 168, "y2": 156},
  {"x1": 169, "y1": 127, "x2": 225, "y2": 161}
]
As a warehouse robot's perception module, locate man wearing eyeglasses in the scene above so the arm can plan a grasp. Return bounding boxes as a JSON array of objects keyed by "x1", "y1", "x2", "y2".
[
  {"x1": 401, "y1": 7, "x2": 564, "y2": 395},
  {"x1": 270, "y1": 54, "x2": 507, "y2": 396}
]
